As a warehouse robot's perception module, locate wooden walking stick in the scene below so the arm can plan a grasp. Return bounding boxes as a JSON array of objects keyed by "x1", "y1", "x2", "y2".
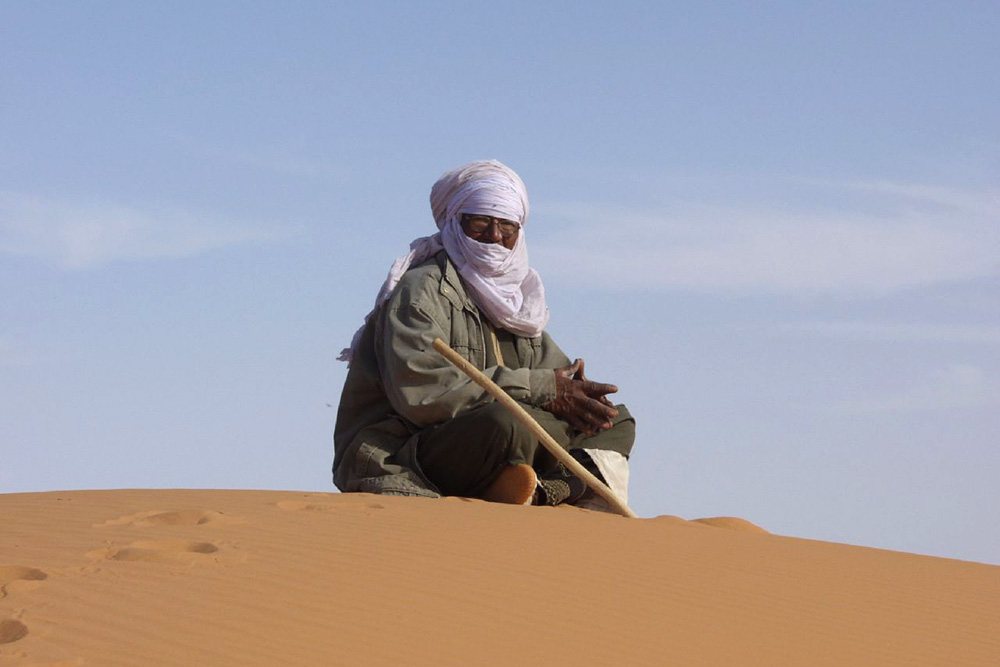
[{"x1": 432, "y1": 337, "x2": 637, "y2": 518}]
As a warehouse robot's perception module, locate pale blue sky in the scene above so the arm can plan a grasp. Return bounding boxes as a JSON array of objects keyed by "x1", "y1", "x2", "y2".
[{"x1": 2, "y1": 2, "x2": 998, "y2": 563}]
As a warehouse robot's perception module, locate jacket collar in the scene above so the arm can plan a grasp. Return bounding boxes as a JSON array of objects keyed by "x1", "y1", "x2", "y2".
[{"x1": 436, "y1": 251, "x2": 478, "y2": 314}]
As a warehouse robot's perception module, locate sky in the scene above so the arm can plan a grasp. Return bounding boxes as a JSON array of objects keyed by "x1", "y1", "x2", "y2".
[{"x1": 1, "y1": 2, "x2": 998, "y2": 564}]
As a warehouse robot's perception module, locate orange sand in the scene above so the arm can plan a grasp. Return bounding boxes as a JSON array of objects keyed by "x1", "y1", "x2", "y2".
[{"x1": 1, "y1": 489, "x2": 998, "y2": 666}]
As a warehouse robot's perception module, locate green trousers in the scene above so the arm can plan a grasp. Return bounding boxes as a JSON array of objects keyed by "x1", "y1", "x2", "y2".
[{"x1": 416, "y1": 402, "x2": 635, "y2": 498}]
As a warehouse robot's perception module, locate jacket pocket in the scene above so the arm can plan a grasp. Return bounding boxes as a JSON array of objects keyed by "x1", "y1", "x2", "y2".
[{"x1": 448, "y1": 306, "x2": 484, "y2": 368}]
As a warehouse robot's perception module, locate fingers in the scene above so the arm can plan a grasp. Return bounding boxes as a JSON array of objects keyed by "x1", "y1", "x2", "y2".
[
  {"x1": 543, "y1": 374, "x2": 620, "y2": 436},
  {"x1": 554, "y1": 359, "x2": 582, "y2": 380},
  {"x1": 583, "y1": 380, "x2": 618, "y2": 398},
  {"x1": 567, "y1": 380, "x2": 619, "y2": 432},
  {"x1": 551, "y1": 397, "x2": 615, "y2": 436},
  {"x1": 590, "y1": 397, "x2": 619, "y2": 422},
  {"x1": 578, "y1": 396, "x2": 618, "y2": 433},
  {"x1": 566, "y1": 415, "x2": 595, "y2": 435}
]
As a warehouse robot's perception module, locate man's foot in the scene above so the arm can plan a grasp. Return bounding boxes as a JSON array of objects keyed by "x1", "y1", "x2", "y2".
[
  {"x1": 481, "y1": 464, "x2": 537, "y2": 505},
  {"x1": 534, "y1": 464, "x2": 588, "y2": 506}
]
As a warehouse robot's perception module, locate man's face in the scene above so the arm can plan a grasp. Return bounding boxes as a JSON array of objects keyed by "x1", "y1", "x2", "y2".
[{"x1": 460, "y1": 214, "x2": 520, "y2": 250}]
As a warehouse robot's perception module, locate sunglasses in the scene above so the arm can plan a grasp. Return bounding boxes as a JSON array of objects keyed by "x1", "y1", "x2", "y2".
[{"x1": 461, "y1": 214, "x2": 521, "y2": 239}]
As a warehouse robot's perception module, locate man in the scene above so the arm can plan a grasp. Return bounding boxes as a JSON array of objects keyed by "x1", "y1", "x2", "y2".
[{"x1": 334, "y1": 160, "x2": 634, "y2": 509}]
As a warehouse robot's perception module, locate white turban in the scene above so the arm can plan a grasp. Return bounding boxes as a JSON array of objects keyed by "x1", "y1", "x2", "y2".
[{"x1": 339, "y1": 160, "x2": 550, "y2": 363}]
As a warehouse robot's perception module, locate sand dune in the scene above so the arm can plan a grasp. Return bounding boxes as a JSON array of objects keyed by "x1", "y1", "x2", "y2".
[{"x1": 1, "y1": 489, "x2": 997, "y2": 666}]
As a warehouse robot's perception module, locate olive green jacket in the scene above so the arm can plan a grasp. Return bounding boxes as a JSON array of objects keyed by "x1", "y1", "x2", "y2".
[{"x1": 333, "y1": 251, "x2": 571, "y2": 496}]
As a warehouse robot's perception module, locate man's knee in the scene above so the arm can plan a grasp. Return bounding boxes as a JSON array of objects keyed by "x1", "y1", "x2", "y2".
[
  {"x1": 470, "y1": 402, "x2": 530, "y2": 454},
  {"x1": 611, "y1": 403, "x2": 634, "y2": 427},
  {"x1": 607, "y1": 403, "x2": 636, "y2": 442},
  {"x1": 565, "y1": 403, "x2": 635, "y2": 458}
]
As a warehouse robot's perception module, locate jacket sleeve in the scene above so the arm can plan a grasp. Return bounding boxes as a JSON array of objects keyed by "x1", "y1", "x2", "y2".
[
  {"x1": 376, "y1": 298, "x2": 556, "y2": 428},
  {"x1": 531, "y1": 331, "x2": 573, "y2": 369}
]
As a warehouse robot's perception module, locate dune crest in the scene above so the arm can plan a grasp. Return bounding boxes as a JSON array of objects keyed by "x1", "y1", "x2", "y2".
[
  {"x1": 691, "y1": 516, "x2": 770, "y2": 533},
  {"x1": 1, "y1": 489, "x2": 997, "y2": 666}
]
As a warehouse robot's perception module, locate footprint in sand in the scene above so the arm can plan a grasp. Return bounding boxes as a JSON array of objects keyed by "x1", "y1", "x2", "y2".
[
  {"x1": 0, "y1": 565, "x2": 47, "y2": 599},
  {"x1": 95, "y1": 509, "x2": 241, "y2": 528},
  {"x1": 0, "y1": 618, "x2": 29, "y2": 644},
  {"x1": 87, "y1": 539, "x2": 219, "y2": 563}
]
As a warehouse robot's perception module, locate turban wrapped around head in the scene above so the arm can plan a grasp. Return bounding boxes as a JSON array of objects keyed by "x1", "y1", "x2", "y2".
[
  {"x1": 339, "y1": 160, "x2": 549, "y2": 363},
  {"x1": 430, "y1": 160, "x2": 529, "y2": 229}
]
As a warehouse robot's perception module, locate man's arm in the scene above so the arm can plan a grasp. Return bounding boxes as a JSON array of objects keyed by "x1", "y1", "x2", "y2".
[
  {"x1": 532, "y1": 331, "x2": 573, "y2": 369},
  {"x1": 376, "y1": 297, "x2": 557, "y2": 428},
  {"x1": 533, "y1": 332, "x2": 620, "y2": 435},
  {"x1": 545, "y1": 359, "x2": 620, "y2": 436}
]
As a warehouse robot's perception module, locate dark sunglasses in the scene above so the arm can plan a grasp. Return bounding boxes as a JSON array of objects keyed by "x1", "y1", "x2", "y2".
[{"x1": 461, "y1": 214, "x2": 520, "y2": 239}]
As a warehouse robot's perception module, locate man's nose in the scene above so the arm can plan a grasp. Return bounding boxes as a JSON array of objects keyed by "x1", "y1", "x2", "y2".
[{"x1": 484, "y1": 221, "x2": 503, "y2": 243}]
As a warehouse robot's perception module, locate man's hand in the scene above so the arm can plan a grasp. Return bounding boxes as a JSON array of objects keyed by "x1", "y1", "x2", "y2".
[{"x1": 543, "y1": 359, "x2": 619, "y2": 436}]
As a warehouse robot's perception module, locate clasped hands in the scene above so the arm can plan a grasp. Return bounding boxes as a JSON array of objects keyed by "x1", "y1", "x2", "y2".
[{"x1": 543, "y1": 358, "x2": 619, "y2": 436}]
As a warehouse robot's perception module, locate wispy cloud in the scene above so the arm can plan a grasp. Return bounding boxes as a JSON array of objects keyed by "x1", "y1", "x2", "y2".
[
  {"x1": 0, "y1": 192, "x2": 278, "y2": 269},
  {"x1": 205, "y1": 148, "x2": 350, "y2": 182},
  {"x1": 832, "y1": 363, "x2": 1000, "y2": 413},
  {"x1": 533, "y1": 181, "x2": 999, "y2": 297},
  {"x1": 838, "y1": 180, "x2": 1000, "y2": 217},
  {"x1": 171, "y1": 135, "x2": 350, "y2": 183},
  {"x1": 775, "y1": 321, "x2": 1000, "y2": 345}
]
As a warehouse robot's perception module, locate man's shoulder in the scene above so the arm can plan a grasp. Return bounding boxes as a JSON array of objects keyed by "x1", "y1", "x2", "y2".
[
  {"x1": 390, "y1": 251, "x2": 457, "y2": 310},
  {"x1": 402, "y1": 251, "x2": 446, "y2": 281},
  {"x1": 395, "y1": 252, "x2": 443, "y2": 292}
]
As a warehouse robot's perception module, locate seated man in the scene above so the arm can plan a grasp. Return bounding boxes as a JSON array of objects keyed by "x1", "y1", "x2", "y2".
[{"x1": 333, "y1": 160, "x2": 635, "y2": 509}]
